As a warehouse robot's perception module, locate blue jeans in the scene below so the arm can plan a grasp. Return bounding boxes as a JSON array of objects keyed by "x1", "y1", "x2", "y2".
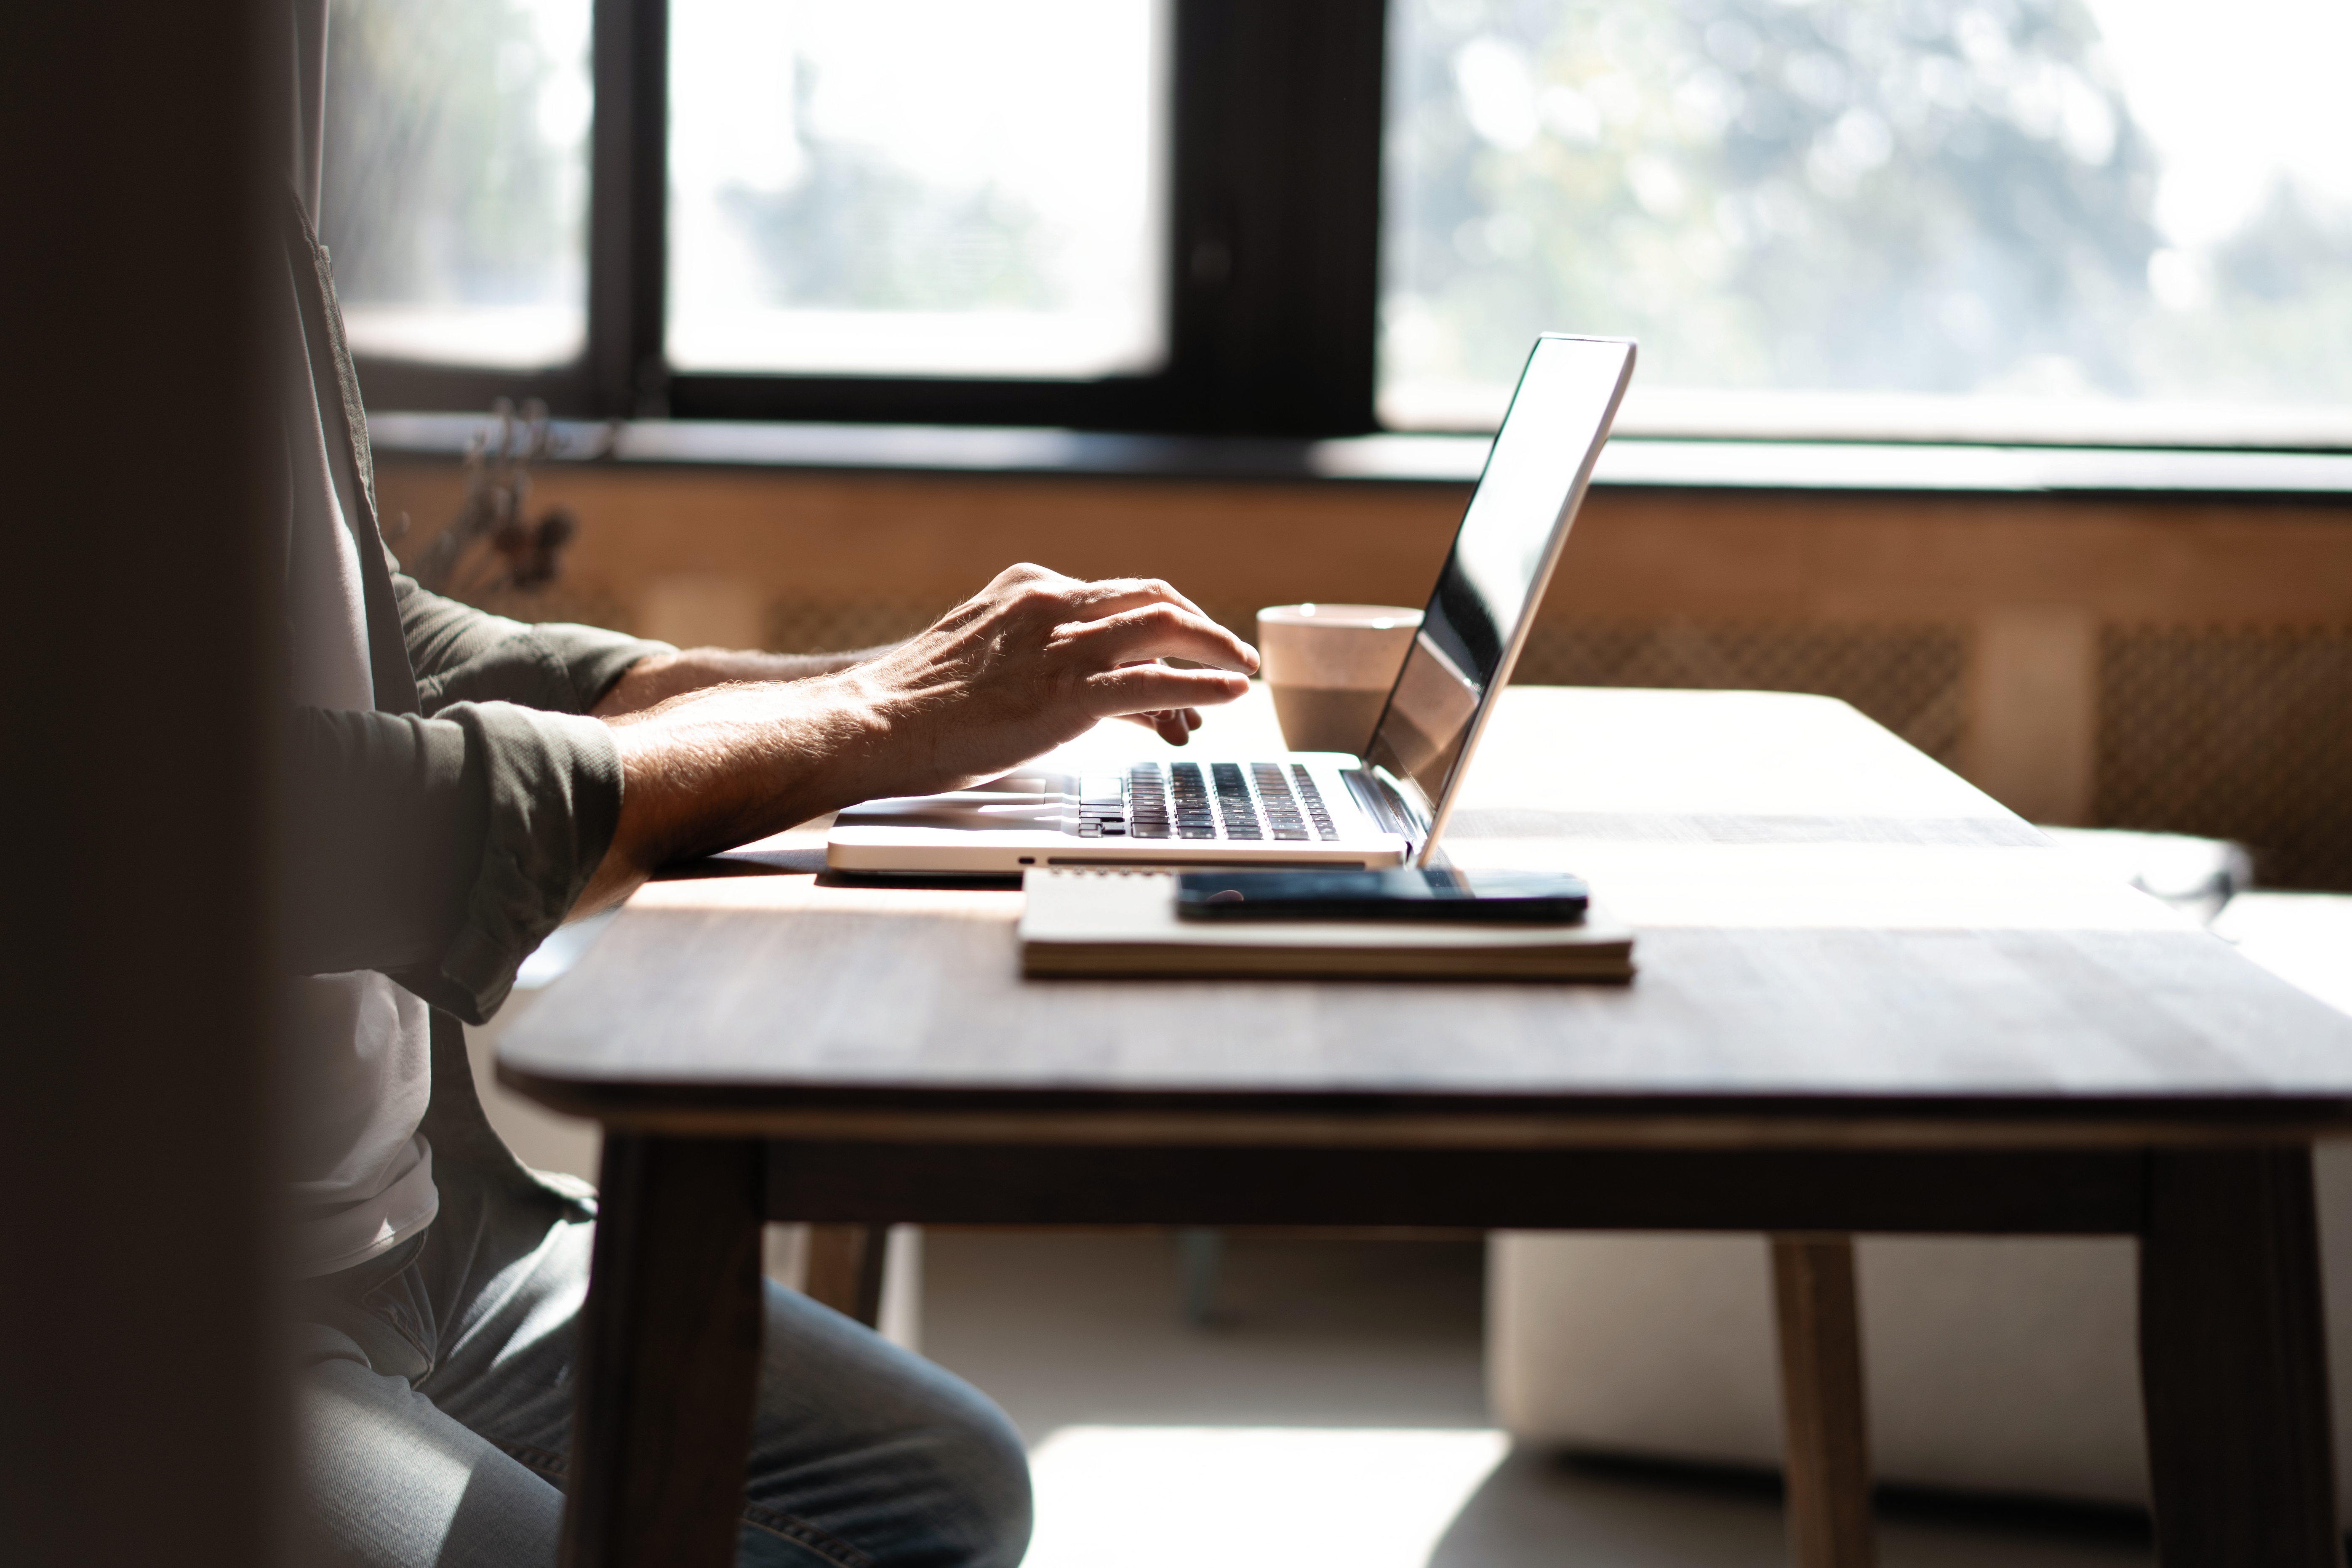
[{"x1": 295, "y1": 1157, "x2": 1032, "y2": 1567}]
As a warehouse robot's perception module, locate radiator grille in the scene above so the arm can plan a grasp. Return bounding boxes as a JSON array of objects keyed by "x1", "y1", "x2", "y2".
[
  {"x1": 1512, "y1": 619, "x2": 1971, "y2": 768},
  {"x1": 596, "y1": 594, "x2": 2352, "y2": 891},
  {"x1": 772, "y1": 605, "x2": 1972, "y2": 773},
  {"x1": 2098, "y1": 625, "x2": 2352, "y2": 891}
]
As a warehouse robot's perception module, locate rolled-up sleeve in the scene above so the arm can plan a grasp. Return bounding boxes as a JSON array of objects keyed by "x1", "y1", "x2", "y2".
[
  {"x1": 284, "y1": 698, "x2": 628, "y2": 1023},
  {"x1": 280, "y1": 559, "x2": 676, "y2": 1016},
  {"x1": 392, "y1": 565, "x2": 673, "y2": 716}
]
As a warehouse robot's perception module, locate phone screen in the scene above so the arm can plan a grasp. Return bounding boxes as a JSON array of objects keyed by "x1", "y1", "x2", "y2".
[{"x1": 1174, "y1": 868, "x2": 1589, "y2": 923}]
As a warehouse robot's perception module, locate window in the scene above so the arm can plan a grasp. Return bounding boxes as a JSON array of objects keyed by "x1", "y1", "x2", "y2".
[
  {"x1": 1381, "y1": 0, "x2": 2352, "y2": 441},
  {"x1": 323, "y1": 0, "x2": 2348, "y2": 446},
  {"x1": 325, "y1": 0, "x2": 1378, "y2": 430},
  {"x1": 322, "y1": 0, "x2": 593, "y2": 371},
  {"x1": 667, "y1": 0, "x2": 1169, "y2": 381}
]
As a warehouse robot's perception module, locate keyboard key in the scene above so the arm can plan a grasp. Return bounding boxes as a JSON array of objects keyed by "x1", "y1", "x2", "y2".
[
  {"x1": 1208, "y1": 763, "x2": 1260, "y2": 837},
  {"x1": 1290, "y1": 765, "x2": 1341, "y2": 841}
]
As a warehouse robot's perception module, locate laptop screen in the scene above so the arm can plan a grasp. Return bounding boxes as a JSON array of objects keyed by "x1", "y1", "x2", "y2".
[{"x1": 1362, "y1": 335, "x2": 1637, "y2": 839}]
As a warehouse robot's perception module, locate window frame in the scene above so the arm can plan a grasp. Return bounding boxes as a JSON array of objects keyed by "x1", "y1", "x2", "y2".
[
  {"x1": 348, "y1": 0, "x2": 1392, "y2": 438},
  {"x1": 348, "y1": 1, "x2": 2351, "y2": 455}
]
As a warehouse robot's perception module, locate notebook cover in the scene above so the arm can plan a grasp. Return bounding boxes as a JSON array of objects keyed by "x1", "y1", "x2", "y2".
[{"x1": 1019, "y1": 868, "x2": 1635, "y2": 981}]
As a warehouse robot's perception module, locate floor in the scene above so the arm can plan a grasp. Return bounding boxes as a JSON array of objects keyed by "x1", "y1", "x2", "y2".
[{"x1": 916, "y1": 1228, "x2": 2155, "y2": 1568}]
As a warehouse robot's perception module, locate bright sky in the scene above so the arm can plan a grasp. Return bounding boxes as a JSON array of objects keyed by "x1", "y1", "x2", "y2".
[
  {"x1": 515, "y1": 0, "x2": 592, "y2": 147},
  {"x1": 2079, "y1": 0, "x2": 2352, "y2": 245},
  {"x1": 661, "y1": 0, "x2": 1168, "y2": 373},
  {"x1": 667, "y1": 0, "x2": 1162, "y2": 205}
]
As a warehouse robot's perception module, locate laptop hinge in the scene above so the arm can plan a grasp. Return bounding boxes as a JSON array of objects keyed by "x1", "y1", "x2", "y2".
[{"x1": 1341, "y1": 769, "x2": 1427, "y2": 858}]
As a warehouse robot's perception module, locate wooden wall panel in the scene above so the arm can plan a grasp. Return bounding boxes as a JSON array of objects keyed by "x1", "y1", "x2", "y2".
[
  {"x1": 377, "y1": 465, "x2": 1464, "y2": 624},
  {"x1": 376, "y1": 462, "x2": 2352, "y2": 634}
]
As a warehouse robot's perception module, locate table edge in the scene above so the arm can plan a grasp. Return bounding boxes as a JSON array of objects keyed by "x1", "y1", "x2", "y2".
[{"x1": 498, "y1": 1066, "x2": 2352, "y2": 1149}]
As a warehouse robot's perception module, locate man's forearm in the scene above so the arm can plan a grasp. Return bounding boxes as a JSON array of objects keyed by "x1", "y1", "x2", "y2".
[
  {"x1": 571, "y1": 675, "x2": 883, "y2": 914},
  {"x1": 569, "y1": 564, "x2": 1259, "y2": 918},
  {"x1": 592, "y1": 645, "x2": 898, "y2": 717}
]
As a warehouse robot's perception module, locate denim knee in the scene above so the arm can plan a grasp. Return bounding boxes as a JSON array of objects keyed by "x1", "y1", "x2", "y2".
[
  {"x1": 743, "y1": 1284, "x2": 1035, "y2": 1568},
  {"x1": 924, "y1": 1381, "x2": 1034, "y2": 1568},
  {"x1": 738, "y1": 1380, "x2": 1032, "y2": 1568}
]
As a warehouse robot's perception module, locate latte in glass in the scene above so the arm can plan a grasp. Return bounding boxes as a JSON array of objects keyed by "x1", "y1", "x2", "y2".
[{"x1": 1254, "y1": 603, "x2": 1422, "y2": 755}]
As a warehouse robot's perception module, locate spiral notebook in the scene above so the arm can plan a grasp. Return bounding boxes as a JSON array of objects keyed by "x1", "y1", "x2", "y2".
[{"x1": 1019, "y1": 868, "x2": 1636, "y2": 981}]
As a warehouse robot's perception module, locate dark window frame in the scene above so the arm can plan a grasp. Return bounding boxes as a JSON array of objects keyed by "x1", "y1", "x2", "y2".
[{"x1": 351, "y1": 0, "x2": 1390, "y2": 438}]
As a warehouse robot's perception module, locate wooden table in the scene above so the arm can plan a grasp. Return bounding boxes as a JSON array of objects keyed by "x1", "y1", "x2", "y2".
[{"x1": 502, "y1": 686, "x2": 2352, "y2": 1568}]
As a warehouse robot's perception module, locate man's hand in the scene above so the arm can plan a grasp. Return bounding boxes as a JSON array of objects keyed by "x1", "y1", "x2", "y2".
[
  {"x1": 831, "y1": 564, "x2": 1254, "y2": 793},
  {"x1": 572, "y1": 565, "x2": 1256, "y2": 912}
]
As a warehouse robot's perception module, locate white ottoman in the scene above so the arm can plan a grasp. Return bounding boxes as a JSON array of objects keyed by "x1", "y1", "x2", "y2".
[{"x1": 1489, "y1": 894, "x2": 2352, "y2": 1514}]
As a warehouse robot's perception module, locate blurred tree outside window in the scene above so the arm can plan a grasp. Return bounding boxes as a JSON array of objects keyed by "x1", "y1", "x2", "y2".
[
  {"x1": 666, "y1": 0, "x2": 1171, "y2": 380},
  {"x1": 1383, "y1": 0, "x2": 2352, "y2": 442},
  {"x1": 321, "y1": 0, "x2": 592, "y2": 371}
]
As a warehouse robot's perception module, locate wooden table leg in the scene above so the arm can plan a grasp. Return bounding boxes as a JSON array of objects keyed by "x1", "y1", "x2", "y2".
[
  {"x1": 1771, "y1": 1234, "x2": 1877, "y2": 1568},
  {"x1": 558, "y1": 1133, "x2": 765, "y2": 1568},
  {"x1": 803, "y1": 1223, "x2": 889, "y2": 1326},
  {"x1": 2140, "y1": 1147, "x2": 2338, "y2": 1568}
]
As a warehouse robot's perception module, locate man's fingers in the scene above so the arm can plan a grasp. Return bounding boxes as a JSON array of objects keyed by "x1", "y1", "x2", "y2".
[
  {"x1": 1086, "y1": 664, "x2": 1250, "y2": 717},
  {"x1": 1067, "y1": 603, "x2": 1259, "y2": 674},
  {"x1": 988, "y1": 570, "x2": 1253, "y2": 669},
  {"x1": 1112, "y1": 709, "x2": 1189, "y2": 745},
  {"x1": 1057, "y1": 576, "x2": 1212, "y2": 624},
  {"x1": 1112, "y1": 707, "x2": 1210, "y2": 746}
]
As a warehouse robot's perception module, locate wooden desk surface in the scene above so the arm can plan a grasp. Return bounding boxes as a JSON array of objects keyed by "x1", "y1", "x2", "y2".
[{"x1": 501, "y1": 687, "x2": 2352, "y2": 1147}]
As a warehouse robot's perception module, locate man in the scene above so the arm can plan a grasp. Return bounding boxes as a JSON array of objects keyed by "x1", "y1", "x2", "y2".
[{"x1": 279, "y1": 8, "x2": 1255, "y2": 1563}]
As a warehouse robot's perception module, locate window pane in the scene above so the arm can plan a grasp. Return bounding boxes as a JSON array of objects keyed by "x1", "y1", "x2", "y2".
[
  {"x1": 667, "y1": 0, "x2": 1170, "y2": 380},
  {"x1": 1381, "y1": 0, "x2": 2352, "y2": 439},
  {"x1": 321, "y1": 0, "x2": 592, "y2": 370}
]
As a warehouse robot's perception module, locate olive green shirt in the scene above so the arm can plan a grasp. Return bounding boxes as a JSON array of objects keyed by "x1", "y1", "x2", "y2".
[{"x1": 281, "y1": 188, "x2": 668, "y2": 1272}]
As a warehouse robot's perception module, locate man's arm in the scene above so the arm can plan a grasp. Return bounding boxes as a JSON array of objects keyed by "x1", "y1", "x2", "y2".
[
  {"x1": 570, "y1": 564, "x2": 1256, "y2": 914},
  {"x1": 591, "y1": 643, "x2": 896, "y2": 714},
  {"x1": 593, "y1": 639, "x2": 1209, "y2": 747},
  {"x1": 283, "y1": 698, "x2": 622, "y2": 1022},
  {"x1": 392, "y1": 563, "x2": 674, "y2": 716}
]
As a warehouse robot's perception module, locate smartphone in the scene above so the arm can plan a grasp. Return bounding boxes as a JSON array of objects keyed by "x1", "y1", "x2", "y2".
[{"x1": 1173, "y1": 868, "x2": 1590, "y2": 923}]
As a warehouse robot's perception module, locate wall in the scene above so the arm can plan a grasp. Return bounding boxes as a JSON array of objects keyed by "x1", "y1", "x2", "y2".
[{"x1": 376, "y1": 460, "x2": 2352, "y2": 886}]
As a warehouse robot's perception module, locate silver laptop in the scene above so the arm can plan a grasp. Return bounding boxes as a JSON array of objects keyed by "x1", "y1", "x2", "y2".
[{"x1": 826, "y1": 333, "x2": 1637, "y2": 875}]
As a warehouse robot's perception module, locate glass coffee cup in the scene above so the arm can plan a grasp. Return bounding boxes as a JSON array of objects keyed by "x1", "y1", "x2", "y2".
[{"x1": 1255, "y1": 603, "x2": 1423, "y2": 755}]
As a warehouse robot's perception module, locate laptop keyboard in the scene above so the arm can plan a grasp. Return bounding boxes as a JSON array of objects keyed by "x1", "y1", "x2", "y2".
[{"x1": 1073, "y1": 762, "x2": 1341, "y2": 842}]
